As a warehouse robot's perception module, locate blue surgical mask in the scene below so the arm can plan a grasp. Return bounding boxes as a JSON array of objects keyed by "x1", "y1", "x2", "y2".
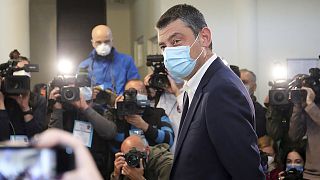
[
  {"x1": 163, "y1": 34, "x2": 204, "y2": 79},
  {"x1": 286, "y1": 164, "x2": 304, "y2": 173}
]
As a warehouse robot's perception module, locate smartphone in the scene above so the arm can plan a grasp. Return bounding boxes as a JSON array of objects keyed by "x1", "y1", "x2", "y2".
[{"x1": 0, "y1": 146, "x2": 75, "y2": 180}]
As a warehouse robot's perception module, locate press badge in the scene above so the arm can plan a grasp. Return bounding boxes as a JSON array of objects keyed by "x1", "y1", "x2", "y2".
[
  {"x1": 73, "y1": 120, "x2": 93, "y2": 147},
  {"x1": 10, "y1": 135, "x2": 29, "y2": 143}
]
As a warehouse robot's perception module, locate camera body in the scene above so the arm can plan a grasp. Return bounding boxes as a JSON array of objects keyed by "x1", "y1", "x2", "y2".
[
  {"x1": 124, "y1": 148, "x2": 147, "y2": 168},
  {"x1": 283, "y1": 168, "x2": 303, "y2": 180},
  {"x1": 0, "y1": 59, "x2": 39, "y2": 95},
  {"x1": 269, "y1": 68, "x2": 320, "y2": 106},
  {"x1": 146, "y1": 55, "x2": 169, "y2": 90},
  {"x1": 116, "y1": 88, "x2": 150, "y2": 116},
  {"x1": 50, "y1": 70, "x2": 90, "y2": 102}
]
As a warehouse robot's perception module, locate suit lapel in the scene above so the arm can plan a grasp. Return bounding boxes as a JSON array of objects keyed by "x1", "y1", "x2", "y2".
[
  {"x1": 174, "y1": 92, "x2": 203, "y2": 156},
  {"x1": 173, "y1": 57, "x2": 225, "y2": 163}
]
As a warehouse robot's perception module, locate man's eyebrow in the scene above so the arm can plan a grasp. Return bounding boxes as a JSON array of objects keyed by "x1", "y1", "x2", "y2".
[{"x1": 158, "y1": 32, "x2": 181, "y2": 46}]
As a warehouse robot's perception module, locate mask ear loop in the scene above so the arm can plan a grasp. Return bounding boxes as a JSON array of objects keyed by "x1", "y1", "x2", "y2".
[{"x1": 190, "y1": 33, "x2": 204, "y2": 61}]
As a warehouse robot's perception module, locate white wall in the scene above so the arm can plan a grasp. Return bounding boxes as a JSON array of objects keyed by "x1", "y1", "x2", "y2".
[
  {"x1": 107, "y1": 0, "x2": 132, "y2": 55},
  {"x1": 0, "y1": 0, "x2": 29, "y2": 63},
  {"x1": 131, "y1": 0, "x2": 320, "y2": 103}
]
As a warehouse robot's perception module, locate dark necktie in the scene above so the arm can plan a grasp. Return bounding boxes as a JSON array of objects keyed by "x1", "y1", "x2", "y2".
[{"x1": 178, "y1": 91, "x2": 189, "y2": 135}]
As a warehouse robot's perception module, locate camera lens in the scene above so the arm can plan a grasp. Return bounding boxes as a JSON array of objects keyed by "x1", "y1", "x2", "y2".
[
  {"x1": 126, "y1": 154, "x2": 140, "y2": 167},
  {"x1": 274, "y1": 92, "x2": 285, "y2": 103},
  {"x1": 64, "y1": 89, "x2": 74, "y2": 100}
]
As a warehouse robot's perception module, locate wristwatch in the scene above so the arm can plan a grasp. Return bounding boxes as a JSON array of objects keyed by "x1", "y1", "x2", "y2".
[{"x1": 22, "y1": 108, "x2": 33, "y2": 116}]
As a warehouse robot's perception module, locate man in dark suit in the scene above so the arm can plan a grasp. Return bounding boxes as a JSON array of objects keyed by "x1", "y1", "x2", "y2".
[
  {"x1": 156, "y1": 4, "x2": 265, "y2": 180},
  {"x1": 240, "y1": 69, "x2": 267, "y2": 138}
]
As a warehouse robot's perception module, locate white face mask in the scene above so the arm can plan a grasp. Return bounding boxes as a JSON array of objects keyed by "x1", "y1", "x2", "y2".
[
  {"x1": 13, "y1": 70, "x2": 31, "y2": 77},
  {"x1": 80, "y1": 86, "x2": 93, "y2": 101},
  {"x1": 95, "y1": 43, "x2": 111, "y2": 56},
  {"x1": 267, "y1": 156, "x2": 274, "y2": 166}
]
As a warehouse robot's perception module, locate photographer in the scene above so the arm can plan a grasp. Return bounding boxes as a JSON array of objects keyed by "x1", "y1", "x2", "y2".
[
  {"x1": 0, "y1": 56, "x2": 47, "y2": 141},
  {"x1": 288, "y1": 85, "x2": 320, "y2": 179},
  {"x1": 240, "y1": 69, "x2": 267, "y2": 138},
  {"x1": 48, "y1": 84, "x2": 117, "y2": 179},
  {"x1": 144, "y1": 73, "x2": 183, "y2": 153},
  {"x1": 265, "y1": 79, "x2": 296, "y2": 160},
  {"x1": 112, "y1": 79, "x2": 174, "y2": 152},
  {"x1": 278, "y1": 147, "x2": 305, "y2": 180},
  {"x1": 111, "y1": 135, "x2": 173, "y2": 180}
]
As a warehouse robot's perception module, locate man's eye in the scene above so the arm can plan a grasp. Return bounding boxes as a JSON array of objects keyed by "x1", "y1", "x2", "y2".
[
  {"x1": 172, "y1": 39, "x2": 181, "y2": 46},
  {"x1": 160, "y1": 46, "x2": 166, "y2": 51}
]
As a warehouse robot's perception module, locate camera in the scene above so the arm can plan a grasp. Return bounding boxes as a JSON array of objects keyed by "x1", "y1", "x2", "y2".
[
  {"x1": 50, "y1": 68, "x2": 90, "y2": 102},
  {"x1": 116, "y1": 88, "x2": 150, "y2": 116},
  {"x1": 124, "y1": 147, "x2": 147, "y2": 168},
  {"x1": 268, "y1": 68, "x2": 320, "y2": 106},
  {"x1": 0, "y1": 59, "x2": 39, "y2": 95},
  {"x1": 283, "y1": 168, "x2": 303, "y2": 180},
  {"x1": 146, "y1": 55, "x2": 169, "y2": 90}
]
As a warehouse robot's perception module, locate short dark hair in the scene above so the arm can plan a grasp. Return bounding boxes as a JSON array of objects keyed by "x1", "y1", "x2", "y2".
[{"x1": 156, "y1": 4, "x2": 207, "y2": 37}]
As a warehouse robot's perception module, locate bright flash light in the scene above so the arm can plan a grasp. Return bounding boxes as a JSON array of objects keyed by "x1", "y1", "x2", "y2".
[
  {"x1": 57, "y1": 58, "x2": 74, "y2": 74},
  {"x1": 272, "y1": 63, "x2": 287, "y2": 80}
]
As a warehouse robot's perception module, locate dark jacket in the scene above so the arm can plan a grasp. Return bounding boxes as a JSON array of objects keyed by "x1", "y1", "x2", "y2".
[
  {"x1": 170, "y1": 58, "x2": 265, "y2": 180},
  {"x1": 252, "y1": 96, "x2": 267, "y2": 138},
  {"x1": 0, "y1": 92, "x2": 47, "y2": 141}
]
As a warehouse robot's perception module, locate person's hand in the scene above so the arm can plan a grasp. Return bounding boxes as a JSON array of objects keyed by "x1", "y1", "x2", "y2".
[
  {"x1": 143, "y1": 73, "x2": 153, "y2": 86},
  {"x1": 113, "y1": 152, "x2": 125, "y2": 178},
  {"x1": 49, "y1": 87, "x2": 62, "y2": 109},
  {"x1": 278, "y1": 171, "x2": 285, "y2": 180},
  {"x1": 115, "y1": 95, "x2": 124, "y2": 108},
  {"x1": 11, "y1": 91, "x2": 30, "y2": 112},
  {"x1": 302, "y1": 87, "x2": 315, "y2": 105},
  {"x1": 71, "y1": 93, "x2": 89, "y2": 111},
  {"x1": 92, "y1": 86, "x2": 102, "y2": 100},
  {"x1": 0, "y1": 91, "x2": 5, "y2": 110},
  {"x1": 122, "y1": 159, "x2": 145, "y2": 180},
  {"x1": 167, "y1": 75, "x2": 183, "y2": 97},
  {"x1": 34, "y1": 129, "x2": 103, "y2": 180},
  {"x1": 125, "y1": 115, "x2": 149, "y2": 131}
]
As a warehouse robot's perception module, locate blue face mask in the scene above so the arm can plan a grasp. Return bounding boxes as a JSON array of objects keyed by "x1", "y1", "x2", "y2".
[
  {"x1": 286, "y1": 164, "x2": 304, "y2": 173},
  {"x1": 163, "y1": 34, "x2": 204, "y2": 79}
]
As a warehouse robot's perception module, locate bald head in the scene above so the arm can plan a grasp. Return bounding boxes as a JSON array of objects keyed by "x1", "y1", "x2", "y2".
[
  {"x1": 121, "y1": 135, "x2": 147, "y2": 153},
  {"x1": 91, "y1": 25, "x2": 113, "y2": 48},
  {"x1": 125, "y1": 79, "x2": 147, "y2": 95}
]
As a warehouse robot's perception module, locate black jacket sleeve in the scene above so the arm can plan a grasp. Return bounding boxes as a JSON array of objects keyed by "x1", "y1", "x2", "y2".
[{"x1": 0, "y1": 110, "x2": 10, "y2": 141}]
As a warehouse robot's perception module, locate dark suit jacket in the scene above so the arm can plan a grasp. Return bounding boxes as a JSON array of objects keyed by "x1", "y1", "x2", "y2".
[{"x1": 170, "y1": 58, "x2": 265, "y2": 180}]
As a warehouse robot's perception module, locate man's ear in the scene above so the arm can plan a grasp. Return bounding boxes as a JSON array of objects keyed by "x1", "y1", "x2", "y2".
[
  {"x1": 91, "y1": 39, "x2": 96, "y2": 48},
  {"x1": 200, "y1": 27, "x2": 212, "y2": 48}
]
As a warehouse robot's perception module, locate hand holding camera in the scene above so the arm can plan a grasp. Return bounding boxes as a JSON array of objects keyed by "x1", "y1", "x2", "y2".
[
  {"x1": 124, "y1": 115, "x2": 149, "y2": 132},
  {"x1": 302, "y1": 87, "x2": 316, "y2": 106},
  {"x1": 113, "y1": 148, "x2": 146, "y2": 180}
]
